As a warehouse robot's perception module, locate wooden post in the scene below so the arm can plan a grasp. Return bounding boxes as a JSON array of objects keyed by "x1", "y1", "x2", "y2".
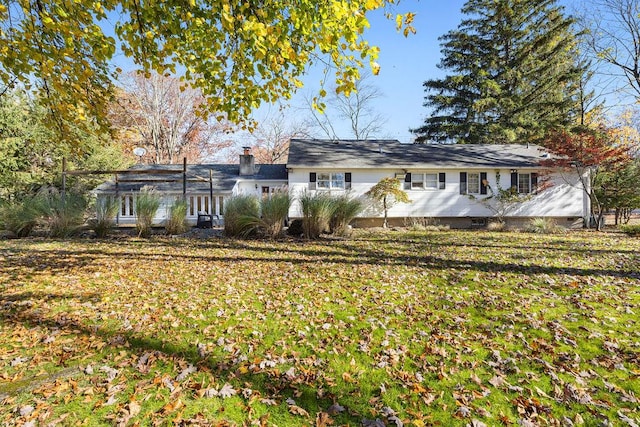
[
  {"x1": 115, "y1": 173, "x2": 120, "y2": 226},
  {"x1": 182, "y1": 157, "x2": 187, "y2": 202},
  {"x1": 61, "y1": 157, "x2": 67, "y2": 207},
  {"x1": 209, "y1": 170, "x2": 214, "y2": 215}
]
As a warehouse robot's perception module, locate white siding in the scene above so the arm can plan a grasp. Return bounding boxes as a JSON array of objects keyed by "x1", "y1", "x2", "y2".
[
  {"x1": 235, "y1": 180, "x2": 289, "y2": 198},
  {"x1": 288, "y1": 168, "x2": 586, "y2": 220}
]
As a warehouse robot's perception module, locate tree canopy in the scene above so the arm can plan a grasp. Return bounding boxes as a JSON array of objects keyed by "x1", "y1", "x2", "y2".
[
  {"x1": 366, "y1": 177, "x2": 410, "y2": 227},
  {"x1": 0, "y1": 0, "x2": 414, "y2": 141},
  {"x1": 0, "y1": 90, "x2": 130, "y2": 200},
  {"x1": 412, "y1": 0, "x2": 585, "y2": 144},
  {"x1": 542, "y1": 126, "x2": 632, "y2": 230}
]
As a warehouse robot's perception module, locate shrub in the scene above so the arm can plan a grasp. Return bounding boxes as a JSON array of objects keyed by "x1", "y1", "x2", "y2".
[
  {"x1": 329, "y1": 194, "x2": 364, "y2": 236},
  {"x1": 223, "y1": 195, "x2": 260, "y2": 237},
  {"x1": 135, "y1": 187, "x2": 160, "y2": 238},
  {"x1": 620, "y1": 224, "x2": 640, "y2": 236},
  {"x1": 40, "y1": 189, "x2": 87, "y2": 238},
  {"x1": 0, "y1": 196, "x2": 47, "y2": 237},
  {"x1": 526, "y1": 217, "x2": 564, "y2": 234},
  {"x1": 89, "y1": 196, "x2": 119, "y2": 238},
  {"x1": 404, "y1": 217, "x2": 440, "y2": 231},
  {"x1": 165, "y1": 199, "x2": 189, "y2": 235},
  {"x1": 300, "y1": 191, "x2": 336, "y2": 239},
  {"x1": 487, "y1": 221, "x2": 506, "y2": 232}
]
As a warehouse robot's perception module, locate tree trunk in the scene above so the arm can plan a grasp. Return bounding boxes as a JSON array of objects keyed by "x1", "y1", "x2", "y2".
[{"x1": 383, "y1": 196, "x2": 388, "y2": 228}]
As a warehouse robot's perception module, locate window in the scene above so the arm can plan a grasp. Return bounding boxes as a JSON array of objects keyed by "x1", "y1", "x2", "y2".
[
  {"x1": 518, "y1": 174, "x2": 530, "y2": 194},
  {"x1": 410, "y1": 173, "x2": 438, "y2": 190},
  {"x1": 460, "y1": 172, "x2": 487, "y2": 195},
  {"x1": 310, "y1": 172, "x2": 351, "y2": 190},
  {"x1": 467, "y1": 173, "x2": 480, "y2": 194},
  {"x1": 317, "y1": 172, "x2": 345, "y2": 190},
  {"x1": 511, "y1": 172, "x2": 538, "y2": 194},
  {"x1": 121, "y1": 195, "x2": 134, "y2": 217},
  {"x1": 411, "y1": 173, "x2": 424, "y2": 189},
  {"x1": 471, "y1": 218, "x2": 487, "y2": 227}
]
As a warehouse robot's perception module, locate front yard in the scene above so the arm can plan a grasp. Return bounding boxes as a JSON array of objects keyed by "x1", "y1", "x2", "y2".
[{"x1": 0, "y1": 230, "x2": 638, "y2": 426}]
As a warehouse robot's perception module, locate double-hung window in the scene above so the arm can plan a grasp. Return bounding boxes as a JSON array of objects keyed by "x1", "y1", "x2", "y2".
[
  {"x1": 467, "y1": 173, "x2": 481, "y2": 194},
  {"x1": 410, "y1": 173, "x2": 439, "y2": 190},
  {"x1": 310, "y1": 172, "x2": 351, "y2": 190},
  {"x1": 459, "y1": 172, "x2": 487, "y2": 195},
  {"x1": 518, "y1": 174, "x2": 531, "y2": 194},
  {"x1": 511, "y1": 172, "x2": 538, "y2": 194}
]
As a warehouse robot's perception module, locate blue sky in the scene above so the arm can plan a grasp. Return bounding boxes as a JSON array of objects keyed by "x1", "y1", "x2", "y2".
[
  {"x1": 278, "y1": 0, "x2": 469, "y2": 142},
  {"x1": 259, "y1": 0, "x2": 578, "y2": 142}
]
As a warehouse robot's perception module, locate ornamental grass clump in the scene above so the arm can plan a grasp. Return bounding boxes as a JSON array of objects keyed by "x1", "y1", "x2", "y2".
[
  {"x1": 135, "y1": 187, "x2": 160, "y2": 238},
  {"x1": 329, "y1": 194, "x2": 365, "y2": 236},
  {"x1": 228, "y1": 193, "x2": 292, "y2": 239},
  {"x1": 526, "y1": 217, "x2": 564, "y2": 234},
  {"x1": 223, "y1": 195, "x2": 260, "y2": 237},
  {"x1": 40, "y1": 189, "x2": 87, "y2": 238},
  {"x1": 89, "y1": 196, "x2": 119, "y2": 238},
  {"x1": 0, "y1": 195, "x2": 47, "y2": 237},
  {"x1": 255, "y1": 192, "x2": 291, "y2": 239},
  {"x1": 300, "y1": 191, "x2": 336, "y2": 239},
  {"x1": 165, "y1": 199, "x2": 189, "y2": 235}
]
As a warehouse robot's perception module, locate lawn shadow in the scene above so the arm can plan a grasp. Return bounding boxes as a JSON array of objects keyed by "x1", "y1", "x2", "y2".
[
  {"x1": 0, "y1": 288, "x2": 361, "y2": 424},
  {"x1": 2, "y1": 235, "x2": 639, "y2": 281}
]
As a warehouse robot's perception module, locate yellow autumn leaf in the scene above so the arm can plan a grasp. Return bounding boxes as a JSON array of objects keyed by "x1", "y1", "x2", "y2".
[{"x1": 371, "y1": 61, "x2": 380, "y2": 75}]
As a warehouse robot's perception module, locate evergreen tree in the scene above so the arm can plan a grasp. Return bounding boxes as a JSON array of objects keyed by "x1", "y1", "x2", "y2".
[
  {"x1": 413, "y1": 0, "x2": 585, "y2": 144},
  {"x1": 0, "y1": 91, "x2": 130, "y2": 200}
]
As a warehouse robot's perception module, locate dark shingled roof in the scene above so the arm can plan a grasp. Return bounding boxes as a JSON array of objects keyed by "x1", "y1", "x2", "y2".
[
  {"x1": 286, "y1": 139, "x2": 552, "y2": 169},
  {"x1": 95, "y1": 163, "x2": 288, "y2": 193}
]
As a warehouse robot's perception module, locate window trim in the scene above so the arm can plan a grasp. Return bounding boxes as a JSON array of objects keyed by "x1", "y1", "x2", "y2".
[
  {"x1": 316, "y1": 172, "x2": 346, "y2": 190},
  {"x1": 120, "y1": 194, "x2": 135, "y2": 217},
  {"x1": 518, "y1": 173, "x2": 531, "y2": 194},
  {"x1": 460, "y1": 171, "x2": 487, "y2": 195},
  {"x1": 511, "y1": 171, "x2": 539, "y2": 194},
  {"x1": 407, "y1": 171, "x2": 442, "y2": 190},
  {"x1": 467, "y1": 172, "x2": 481, "y2": 194}
]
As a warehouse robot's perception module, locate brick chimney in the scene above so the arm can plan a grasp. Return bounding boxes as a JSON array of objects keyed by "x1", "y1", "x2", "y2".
[{"x1": 239, "y1": 147, "x2": 255, "y2": 176}]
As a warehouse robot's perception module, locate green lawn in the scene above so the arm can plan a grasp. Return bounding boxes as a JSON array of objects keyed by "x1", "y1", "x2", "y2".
[{"x1": 0, "y1": 230, "x2": 638, "y2": 426}]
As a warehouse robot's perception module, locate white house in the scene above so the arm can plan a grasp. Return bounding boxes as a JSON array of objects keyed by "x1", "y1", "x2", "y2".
[
  {"x1": 95, "y1": 139, "x2": 589, "y2": 229},
  {"x1": 286, "y1": 139, "x2": 589, "y2": 228}
]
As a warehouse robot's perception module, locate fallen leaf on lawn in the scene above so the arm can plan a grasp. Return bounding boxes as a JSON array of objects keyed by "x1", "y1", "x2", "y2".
[
  {"x1": 617, "y1": 411, "x2": 639, "y2": 427},
  {"x1": 161, "y1": 399, "x2": 183, "y2": 415},
  {"x1": 19, "y1": 405, "x2": 35, "y2": 417},
  {"x1": 116, "y1": 400, "x2": 141, "y2": 427},
  {"x1": 388, "y1": 415, "x2": 404, "y2": 426},
  {"x1": 11, "y1": 356, "x2": 29, "y2": 367},
  {"x1": 327, "y1": 403, "x2": 345, "y2": 415},
  {"x1": 175, "y1": 364, "x2": 197, "y2": 382},
  {"x1": 100, "y1": 366, "x2": 119, "y2": 382},
  {"x1": 218, "y1": 383, "x2": 237, "y2": 398},
  {"x1": 204, "y1": 388, "x2": 218, "y2": 398},
  {"x1": 316, "y1": 411, "x2": 334, "y2": 427},
  {"x1": 289, "y1": 404, "x2": 310, "y2": 417}
]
